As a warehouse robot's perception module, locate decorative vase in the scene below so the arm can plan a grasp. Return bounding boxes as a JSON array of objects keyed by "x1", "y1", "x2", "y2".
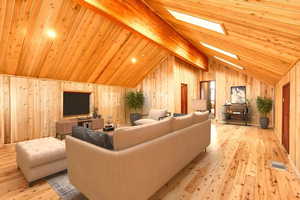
[
  {"x1": 93, "y1": 112, "x2": 98, "y2": 119},
  {"x1": 130, "y1": 113, "x2": 142, "y2": 126},
  {"x1": 259, "y1": 117, "x2": 269, "y2": 129}
]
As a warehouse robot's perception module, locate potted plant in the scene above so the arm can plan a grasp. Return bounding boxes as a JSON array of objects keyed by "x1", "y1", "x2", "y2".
[
  {"x1": 93, "y1": 107, "x2": 101, "y2": 118},
  {"x1": 256, "y1": 97, "x2": 273, "y2": 129},
  {"x1": 125, "y1": 91, "x2": 144, "y2": 125}
]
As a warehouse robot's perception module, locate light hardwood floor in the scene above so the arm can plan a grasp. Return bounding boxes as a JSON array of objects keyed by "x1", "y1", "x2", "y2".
[{"x1": 0, "y1": 124, "x2": 300, "y2": 200}]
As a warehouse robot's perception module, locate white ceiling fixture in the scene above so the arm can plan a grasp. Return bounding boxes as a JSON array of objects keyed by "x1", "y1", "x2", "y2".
[
  {"x1": 167, "y1": 9, "x2": 226, "y2": 34},
  {"x1": 200, "y1": 42, "x2": 239, "y2": 59},
  {"x1": 131, "y1": 57, "x2": 137, "y2": 63},
  {"x1": 46, "y1": 29, "x2": 57, "y2": 39},
  {"x1": 214, "y1": 56, "x2": 244, "y2": 70}
]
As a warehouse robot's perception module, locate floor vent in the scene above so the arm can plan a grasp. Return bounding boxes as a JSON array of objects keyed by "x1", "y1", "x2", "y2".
[{"x1": 271, "y1": 161, "x2": 287, "y2": 170}]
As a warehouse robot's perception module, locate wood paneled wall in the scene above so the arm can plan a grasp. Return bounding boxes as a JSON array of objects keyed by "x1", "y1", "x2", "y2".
[
  {"x1": 173, "y1": 58, "x2": 201, "y2": 113},
  {"x1": 138, "y1": 55, "x2": 201, "y2": 114},
  {"x1": 201, "y1": 59, "x2": 275, "y2": 126},
  {"x1": 275, "y1": 60, "x2": 300, "y2": 171},
  {"x1": 0, "y1": 74, "x2": 128, "y2": 145},
  {"x1": 0, "y1": 76, "x2": 5, "y2": 147}
]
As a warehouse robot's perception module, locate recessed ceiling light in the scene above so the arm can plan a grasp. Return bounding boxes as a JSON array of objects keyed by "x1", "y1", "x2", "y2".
[
  {"x1": 168, "y1": 9, "x2": 225, "y2": 34},
  {"x1": 200, "y1": 42, "x2": 239, "y2": 59},
  {"x1": 214, "y1": 56, "x2": 244, "y2": 70},
  {"x1": 47, "y1": 29, "x2": 57, "y2": 39},
  {"x1": 131, "y1": 57, "x2": 137, "y2": 63}
]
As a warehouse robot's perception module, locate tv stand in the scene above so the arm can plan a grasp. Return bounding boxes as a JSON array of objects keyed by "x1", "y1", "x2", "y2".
[{"x1": 56, "y1": 117, "x2": 104, "y2": 139}]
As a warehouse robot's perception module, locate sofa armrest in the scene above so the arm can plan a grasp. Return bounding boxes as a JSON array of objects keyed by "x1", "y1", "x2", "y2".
[
  {"x1": 66, "y1": 136, "x2": 121, "y2": 200},
  {"x1": 158, "y1": 112, "x2": 172, "y2": 120}
]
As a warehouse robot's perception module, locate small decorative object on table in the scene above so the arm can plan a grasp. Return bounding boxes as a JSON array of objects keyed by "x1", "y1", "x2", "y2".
[{"x1": 103, "y1": 116, "x2": 115, "y2": 131}]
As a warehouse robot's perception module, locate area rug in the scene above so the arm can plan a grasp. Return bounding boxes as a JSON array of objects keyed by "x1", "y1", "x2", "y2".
[{"x1": 46, "y1": 171, "x2": 87, "y2": 200}]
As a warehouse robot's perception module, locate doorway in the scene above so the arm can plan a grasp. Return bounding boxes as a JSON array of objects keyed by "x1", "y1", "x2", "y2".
[
  {"x1": 282, "y1": 83, "x2": 290, "y2": 153},
  {"x1": 200, "y1": 81, "x2": 216, "y2": 117},
  {"x1": 181, "y1": 83, "x2": 188, "y2": 114}
]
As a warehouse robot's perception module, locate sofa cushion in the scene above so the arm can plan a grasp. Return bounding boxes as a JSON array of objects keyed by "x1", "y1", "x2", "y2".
[
  {"x1": 172, "y1": 113, "x2": 194, "y2": 131},
  {"x1": 135, "y1": 118, "x2": 157, "y2": 126},
  {"x1": 16, "y1": 137, "x2": 66, "y2": 168},
  {"x1": 72, "y1": 126, "x2": 113, "y2": 150},
  {"x1": 193, "y1": 111, "x2": 209, "y2": 124},
  {"x1": 148, "y1": 109, "x2": 167, "y2": 120},
  {"x1": 113, "y1": 117, "x2": 173, "y2": 150},
  {"x1": 86, "y1": 130, "x2": 113, "y2": 150},
  {"x1": 72, "y1": 126, "x2": 89, "y2": 141}
]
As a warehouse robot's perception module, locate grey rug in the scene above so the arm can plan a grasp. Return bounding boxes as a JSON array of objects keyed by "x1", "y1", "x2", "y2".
[{"x1": 46, "y1": 171, "x2": 87, "y2": 200}]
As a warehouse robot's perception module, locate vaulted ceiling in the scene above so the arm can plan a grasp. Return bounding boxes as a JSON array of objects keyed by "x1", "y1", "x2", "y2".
[
  {"x1": 0, "y1": 0, "x2": 299, "y2": 87},
  {"x1": 143, "y1": 0, "x2": 300, "y2": 84},
  {"x1": 0, "y1": 0, "x2": 169, "y2": 87}
]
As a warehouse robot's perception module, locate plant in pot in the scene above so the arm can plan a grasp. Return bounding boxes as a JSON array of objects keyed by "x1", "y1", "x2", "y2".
[
  {"x1": 92, "y1": 107, "x2": 101, "y2": 119},
  {"x1": 125, "y1": 91, "x2": 144, "y2": 125},
  {"x1": 256, "y1": 97, "x2": 273, "y2": 129}
]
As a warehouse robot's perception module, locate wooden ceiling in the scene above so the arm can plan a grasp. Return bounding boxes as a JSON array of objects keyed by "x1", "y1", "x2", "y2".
[
  {"x1": 0, "y1": 0, "x2": 169, "y2": 87},
  {"x1": 0, "y1": 0, "x2": 299, "y2": 87},
  {"x1": 144, "y1": 0, "x2": 300, "y2": 84},
  {"x1": 75, "y1": 0, "x2": 208, "y2": 70}
]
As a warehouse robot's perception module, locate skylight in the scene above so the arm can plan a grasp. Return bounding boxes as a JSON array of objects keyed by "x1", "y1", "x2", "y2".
[
  {"x1": 200, "y1": 42, "x2": 239, "y2": 59},
  {"x1": 214, "y1": 56, "x2": 244, "y2": 70},
  {"x1": 168, "y1": 9, "x2": 225, "y2": 34}
]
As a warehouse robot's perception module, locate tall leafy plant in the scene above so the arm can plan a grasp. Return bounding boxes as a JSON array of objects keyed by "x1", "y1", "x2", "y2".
[
  {"x1": 256, "y1": 97, "x2": 273, "y2": 117},
  {"x1": 125, "y1": 91, "x2": 144, "y2": 112}
]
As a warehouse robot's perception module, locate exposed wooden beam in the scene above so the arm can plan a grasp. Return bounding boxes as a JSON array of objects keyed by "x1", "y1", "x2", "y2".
[{"x1": 73, "y1": 0, "x2": 208, "y2": 70}]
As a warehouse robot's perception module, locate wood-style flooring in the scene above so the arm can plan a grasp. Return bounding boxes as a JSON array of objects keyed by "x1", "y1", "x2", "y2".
[{"x1": 0, "y1": 124, "x2": 300, "y2": 200}]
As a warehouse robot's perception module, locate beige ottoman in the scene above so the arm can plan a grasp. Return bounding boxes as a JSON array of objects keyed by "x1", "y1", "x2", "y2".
[{"x1": 16, "y1": 137, "x2": 67, "y2": 185}]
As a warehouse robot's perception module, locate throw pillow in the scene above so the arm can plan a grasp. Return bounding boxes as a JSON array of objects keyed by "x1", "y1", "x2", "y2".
[
  {"x1": 86, "y1": 130, "x2": 113, "y2": 150},
  {"x1": 72, "y1": 126, "x2": 89, "y2": 140},
  {"x1": 72, "y1": 126, "x2": 113, "y2": 150}
]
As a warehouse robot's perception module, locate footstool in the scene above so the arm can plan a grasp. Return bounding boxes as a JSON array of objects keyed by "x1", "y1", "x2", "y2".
[{"x1": 16, "y1": 137, "x2": 67, "y2": 185}]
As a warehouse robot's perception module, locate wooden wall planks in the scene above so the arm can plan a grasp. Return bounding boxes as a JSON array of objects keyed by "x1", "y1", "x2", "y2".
[
  {"x1": 173, "y1": 58, "x2": 201, "y2": 113},
  {"x1": 0, "y1": 76, "x2": 5, "y2": 147},
  {"x1": 138, "y1": 55, "x2": 201, "y2": 114},
  {"x1": 201, "y1": 58, "x2": 275, "y2": 126},
  {"x1": 275, "y1": 60, "x2": 300, "y2": 171},
  {"x1": 0, "y1": 55, "x2": 201, "y2": 145},
  {"x1": 0, "y1": 74, "x2": 129, "y2": 144},
  {"x1": 138, "y1": 56, "x2": 175, "y2": 113}
]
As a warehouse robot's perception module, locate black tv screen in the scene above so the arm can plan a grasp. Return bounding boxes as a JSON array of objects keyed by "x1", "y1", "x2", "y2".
[{"x1": 63, "y1": 92, "x2": 90, "y2": 116}]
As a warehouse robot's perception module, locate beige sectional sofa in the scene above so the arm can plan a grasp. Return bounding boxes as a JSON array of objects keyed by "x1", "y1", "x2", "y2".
[{"x1": 66, "y1": 112, "x2": 210, "y2": 200}]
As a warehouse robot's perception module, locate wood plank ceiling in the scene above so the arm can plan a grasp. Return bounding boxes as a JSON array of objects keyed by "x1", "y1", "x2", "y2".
[
  {"x1": 75, "y1": 0, "x2": 208, "y2": 70},
  {"x1": 1, "y1": 0, "x2": 298, "y2": 87},
  {"x1": 0, "y1": 0, "x2": 170, "y2": 87},
  {"x1": 144, "y1": 0, "x2": 300, "y2": 84}
]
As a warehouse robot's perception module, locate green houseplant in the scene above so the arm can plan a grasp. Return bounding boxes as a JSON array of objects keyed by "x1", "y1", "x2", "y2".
[
  {"x1": 125, "y1": 91, "x2": 144, "y2": 125},
  {"x1": 256, "y1": 97, "x2": 273, "y2": 129}
]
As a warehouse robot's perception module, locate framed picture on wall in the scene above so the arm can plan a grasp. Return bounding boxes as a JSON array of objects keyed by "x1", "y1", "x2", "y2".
[{"x1": 231, "y1": 86, "x2": 246, "y2": 104}]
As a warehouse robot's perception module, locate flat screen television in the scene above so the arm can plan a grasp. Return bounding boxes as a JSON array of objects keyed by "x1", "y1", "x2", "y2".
[{"x1": 63, "y1": 91, "x2": 90, "y2": 116}]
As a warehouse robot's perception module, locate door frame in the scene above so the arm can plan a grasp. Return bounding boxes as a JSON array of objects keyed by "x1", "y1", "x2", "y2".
[
  {"x1": 282, "y1": 83, "x2": 290, "y2": 153},
  {"x1": 200, "y1": 80, "x2": 216, "y2": 116},
  {"x1": 181, "y1": 83, "x2": 188, "y2": 114}
]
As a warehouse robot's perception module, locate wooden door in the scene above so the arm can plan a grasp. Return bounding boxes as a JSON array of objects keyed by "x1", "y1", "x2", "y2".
[
  {"x1": 181, "y1": 83, "x2": 188, "y2": 114},
  {"x1": 282, "y1": 83, "x2": 290, "y2": 153}
]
